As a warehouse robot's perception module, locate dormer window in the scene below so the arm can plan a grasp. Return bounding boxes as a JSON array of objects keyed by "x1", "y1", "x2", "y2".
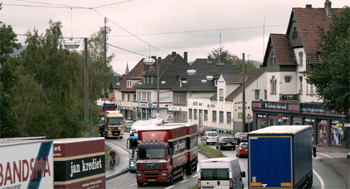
[
  {"x1": 214, "y1": 80, "x2": 218, "y2": 86},
  {"x1": 292, "y1": 27, "x2": 298, "y2": 39}
]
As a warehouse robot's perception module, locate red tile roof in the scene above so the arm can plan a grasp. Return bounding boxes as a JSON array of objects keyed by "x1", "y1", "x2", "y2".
[{"x1": 271, "y1": 34, "x2": 296, "y2": 65}]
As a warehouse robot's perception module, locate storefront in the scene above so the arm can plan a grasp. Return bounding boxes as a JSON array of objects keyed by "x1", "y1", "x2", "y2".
[{"x1": 252, "y1": 101, "x2": 349, "y2": 148}]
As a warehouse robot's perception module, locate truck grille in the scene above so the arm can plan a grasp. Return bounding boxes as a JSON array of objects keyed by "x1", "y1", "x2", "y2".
[
  {"x1": 112, "y1": 131, "x2": 120, "y2": 136},
  {"x1": 143, "y1": 170, "x2": 160, "y2": 179},
  {"x1": 141, "y1": 163, "x2": 161, "y2": 169}
]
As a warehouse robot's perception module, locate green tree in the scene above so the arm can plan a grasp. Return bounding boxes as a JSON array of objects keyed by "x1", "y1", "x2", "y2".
[
  {"x1": 0, "y1": 3, "x2": 22, "y2": 137},
  {"x1": 302, "y1": 6, "x2": 350, "y2": 113},
  {"x1": 209, "y1": 47, "x2": 256, "y2": 72}
]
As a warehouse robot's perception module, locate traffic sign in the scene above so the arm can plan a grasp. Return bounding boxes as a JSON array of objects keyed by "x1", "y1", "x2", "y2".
[
  {"x1": 167, "y1": 115, "x2": 173, "y2": 121},
  {"x1": 278, "y1": 114, "x2": 283, "y2": 119},
  {"x1": 246, "y1": 113, "x2": 252, "y2": 123},
  {"x1": 147, "y1": 103, "x2": 153, "y2": 108}
]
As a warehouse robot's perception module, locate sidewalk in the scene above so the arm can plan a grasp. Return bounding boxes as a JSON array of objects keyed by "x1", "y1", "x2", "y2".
[
  {"x1": 313, "y1": 145, "x2": 350, "y2": 188},
  {"x1": 104, "y1": 141, "x2": 130, "y2": 180}
]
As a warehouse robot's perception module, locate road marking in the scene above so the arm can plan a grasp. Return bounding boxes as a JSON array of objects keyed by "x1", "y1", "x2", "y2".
[
  {"x1": 313, "y1": 169, "x2": 325, "y2": 189},
  {"x1": 129, "y1": 183, "x2": 136, "y2": 186},
  {"x1": 180, "y1": 179, "x2": 188, "y2": 183},
  {"x1": 317, "y1": 152, "x2": 332, "y2": 158},
  {"x1": 192, "y1": 174, "x2": 198, "y2": 177},
  {"x1": 165, "y1": 186, "x2": 174, "y2": 189}
]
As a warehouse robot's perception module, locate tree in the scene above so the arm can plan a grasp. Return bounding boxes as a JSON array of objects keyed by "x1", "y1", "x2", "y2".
[
  {"x1": 209, "y1": 47, "x2": 256, "y2": 72},
  {"x1": 0, "y1": 3, "x2": 22, "y2": 137},
  {"x1": 302, "y1": 6, "x2": 350, "y2": 113}
]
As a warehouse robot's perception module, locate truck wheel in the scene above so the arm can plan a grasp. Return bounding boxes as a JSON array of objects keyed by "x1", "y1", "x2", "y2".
[
  {"x1": 306, "y1": 175, "x2": 313, "y2": 188},
  {"x1": 186, "y1": 163, "x2": 193, "y2": 175},
  {"x1": 168, "y1": 172, "x2": 174, "y2": 185},
  {"x1": 180, "y1": 169, "x2": 184, "y2": 180},
  {"x1": 137, "y1": 183, "x2": 143, "y2": 187},
  {"x1": 206, "y1": 142, "x2": 209, "y2": 145}
]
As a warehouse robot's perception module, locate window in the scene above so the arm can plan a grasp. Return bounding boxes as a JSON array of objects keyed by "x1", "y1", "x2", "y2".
[
  {"x1": 219, "y1": 89, "x2": 224, "y2": 100},
  {"x1": 194, "y1": 109, "x2": 197, "y2": 120},
  {"x1": 212, "y1": 111, "x2": 217, "y2": 122},
  {"x1": 255, "y1": 90, "x2": 260, "y2": 100},
  {"x1": 189, "y1": 109, "x2": 192, "y2": 119},
  {"x1": 143, "y1": 77, "x2": 145, "y2": 84},
  {"x1": 204, "y1": 110, "x2": 208, "y2": 121},
  {"x1": 147, "y1": 92, "x2": 151, "y2": 102},
  {"x1": 299, "y1": 76, "x2": 303, "y2": 94},
  {"x1": 134, "y1": 94, "x2": 136, "y2": 101},
  {"x1": 299, "y1": 52, "x2": 303, "y2": 66},
  {"x1": 128, "y1": 94, "x2": 130, "y2": 101},
  {"x1": 151, "y1": 76, "x2": 153, "y2": 84},
  {"x1": 137, "y1": 91, "x2": 141, "y2": 101},
  {"x1": 122, "y1": 94, "x2": 125, "y2": 101},
  {"x1": 270, "y1": 53, "x2": 276, "y2": 65},
  {"x1": 127, "y1": 80, "x2": 132, "y2": 88},
  {"x1": 310, "y1": 84, "x2": 314, "y2": 94},
  {"x1": 285, "y1": 76, "x2": 291, "y2": 83},
  {"x1": 270, "y1": 76, "x2": 277, "y2": 94},
  {"x1": 264, "y1": 90, "x2": 267, "y2": 100},
  {"x1": 219, "y1": 111, "x2": 224, "y2": 123},
  {"x1": 292, "y1": 27, "x2": 298, "y2": 39},
  {"x1": 142, "y1": 91, "x2": 146, "y2": 101},
  {"x1": 227, "y1": 112, "x2": 231, "y2": 124},
  {"x1": 214, "y1": 80, "x2": 218, "y2": 86},
  {"x1": 175, "y1": 95, "x2": 177, "y2": 103}
]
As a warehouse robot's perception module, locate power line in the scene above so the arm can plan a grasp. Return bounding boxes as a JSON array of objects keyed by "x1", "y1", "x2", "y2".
[
  {"x1": 109, "y1": 25, "x2": 286, "y2": 37},
  {"x1": 107, "y1": 43, "x2": 148, "y2": 57},
  {"x1": 2, "y1": 3, "x2": 89, "y2": 9},
  {"x1": 93, "y1": 0, "x2": 134, "y2": 9},
  {"x1": 91, "y1": 9, "x2": 169, "y2": 55},
  {"x1": 14, "y1": 0, "x2": 73, "y2": 7}
]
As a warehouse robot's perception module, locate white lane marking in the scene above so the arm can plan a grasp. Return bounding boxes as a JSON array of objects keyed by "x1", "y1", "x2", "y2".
[
  {"x1": 317, "y1": 152, "x2": 332, "y2": 158},
  {"x1": 313, "y1": 169, "x2": 325, "y2": 189},
  {"x1": 180, "y1": 179, "x2": 188, "y2": 183},
  {"x1": 192, "y1": 174, "x2": 198, "y2": 177},
  {"x1": 165, "y1": 186, "x2": 174, "y2": 189},
  {"x1": 129, "y1": 183, "x2": 136, "y2": 186}
]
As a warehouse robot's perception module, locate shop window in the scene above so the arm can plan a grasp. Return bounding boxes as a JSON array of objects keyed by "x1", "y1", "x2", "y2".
[
  {"x1": 257, "y1": 114, "x2": 266, "y2": 129},
  {"x1": 268, "y1": 115, "x2": 277, "y2": 126},
  {"x1": 304, "y1": 118, "x2": 315, "y2": 143},
  {"x1": 292, "y1": 117, "x2": 302, "y2": 125},
  {"x1": 331, "y1": 120, "x2": 342, "y2": 146},
  {"x1": 317, "y1": 119, "x2": 328, "y2": 146}
]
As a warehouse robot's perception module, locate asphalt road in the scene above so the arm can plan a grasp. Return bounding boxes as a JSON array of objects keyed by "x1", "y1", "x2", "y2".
[{"x1": 106, "y1": 133, "x2": 346, "y2": 189}]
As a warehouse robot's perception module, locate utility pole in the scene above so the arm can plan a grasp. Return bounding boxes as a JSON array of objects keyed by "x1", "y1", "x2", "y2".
[
  {"x1": 157, "y1": 57, "x2": 160, "y2": 113},
  {"x1": 242, "y1": 53, "x2": 246, "y2": 133},
  {"x1": 104, "y1": 17, "x2": 107, "y2": 103},
  {"x1": 84, "y1": 38, "x2": 89, "y2": 137}
]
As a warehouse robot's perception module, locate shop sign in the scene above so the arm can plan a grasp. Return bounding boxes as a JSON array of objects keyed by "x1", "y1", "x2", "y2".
[
  {"x1": 301, "y1": 103, "x2": 343, "y2": 115},
  {"x1": 252, "y1": 101, "x2": 300, "y2": 112}
]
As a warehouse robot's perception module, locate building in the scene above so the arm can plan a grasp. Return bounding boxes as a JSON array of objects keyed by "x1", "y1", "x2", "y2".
[{"x1": 252, "y1": 1, "x2": 349, "y2": 148}]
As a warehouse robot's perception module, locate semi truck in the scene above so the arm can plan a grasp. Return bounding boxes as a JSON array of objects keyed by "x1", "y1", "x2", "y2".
[
  {"x1": 136, "y1": 125, "x2": 190, "y2": 186},
  {"x1": 247, "y1": 125, "x2": 313, "y2": 189},
  {"x1": 0, "y1": 138, "x2": 54, "y2": 189},
  {"x1": 100, "y1": 110, "x2": 125, "y2": 139},
  {"x1": 185, "y1": 123, "x2": 198, "y2": 175}
]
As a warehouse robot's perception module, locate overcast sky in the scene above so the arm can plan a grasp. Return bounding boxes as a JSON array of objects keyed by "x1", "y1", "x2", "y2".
[{"x1": 1, "y1": 0, "x2": 348, "y2": 75}]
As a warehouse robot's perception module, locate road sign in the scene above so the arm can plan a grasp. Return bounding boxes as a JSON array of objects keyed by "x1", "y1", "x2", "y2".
[
  {"x1": 167, "y1": 115, "x2": 173, "y2": 121},
  {"x1": 278, "y1": 114, "x2": 283, "y2": 119},
  {"x1": 246, "y1": 113, "x2": 252, "y2": 123},
  {"x1": 147, "y1": 103, "x2": 153, "y2": 108}
]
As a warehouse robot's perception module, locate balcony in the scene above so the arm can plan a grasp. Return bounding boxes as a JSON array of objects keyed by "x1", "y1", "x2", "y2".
[{"x1": 279, "y1": 94, "x2": 300, "y2": 103}]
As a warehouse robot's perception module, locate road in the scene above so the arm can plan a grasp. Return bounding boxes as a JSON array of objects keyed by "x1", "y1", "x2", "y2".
[{"x1": 106, "y1": 133, "x2": 346, "y2": 189}]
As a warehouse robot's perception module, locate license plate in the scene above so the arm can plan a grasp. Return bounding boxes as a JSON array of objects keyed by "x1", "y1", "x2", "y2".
[
  {"x1": 245, "y1": 149, "x2": 247, "y2": 151},
  {"x1": 148, "y1": 179, "x2": 155, "y2": 181},
  {"x1": 113, "y1": 133, "x2": 119, "y2": 136},
  {"x1": 227, "y1": 144, "x2": 232, "y2": 146}
]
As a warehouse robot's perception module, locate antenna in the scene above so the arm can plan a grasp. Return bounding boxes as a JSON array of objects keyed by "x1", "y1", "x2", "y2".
[{"x1": 220, "y1": 33, "x2": 221, "y2": 56}]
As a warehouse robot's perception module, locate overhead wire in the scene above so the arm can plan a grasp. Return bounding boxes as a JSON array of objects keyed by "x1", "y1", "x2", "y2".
[{"x1": 92, "y1": 0, "x2": 134, "y2": 9}]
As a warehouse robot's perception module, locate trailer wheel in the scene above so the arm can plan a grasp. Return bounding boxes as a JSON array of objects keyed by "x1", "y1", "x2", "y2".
[
  {"x1": 306, "y1": 175, "x2": 313, "y2": 188},
  {"x1": 180, "y1": 169, "x2": 184, "y2": 180}
]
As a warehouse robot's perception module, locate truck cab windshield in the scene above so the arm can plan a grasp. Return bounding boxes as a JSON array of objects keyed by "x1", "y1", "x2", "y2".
[
  {"x1": 108, "y1": 118, "x2": 124, "y2": 125},
  {"x1": 138, "y1": 143, "x2": 165, "y2": 159}
]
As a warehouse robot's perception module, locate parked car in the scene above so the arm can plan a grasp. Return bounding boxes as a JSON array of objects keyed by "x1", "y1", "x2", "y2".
[
  {"x1": 197, "y1": 127, "x2": 212, "y2": 136},
  {"x1": 236, "y1": 142, "x2": 248, "y2": 158},
  {"x1": 201, "y1": 131, "x2": 219, "y2": 145},
  {"x1": 216, "y1": 137, "x2": 236, "y2": 150},
  {"x1": 124, "y1": 120, "x2": 134, "y2": 130},
  {"x1": 198, "y1": 158, "x2": 245, "y2": 189},
  {"x1": 233, "y1": 132, "x2": 242, "y2": 140},
  {"x1": 235, "y1": 132, "x2": 247, "y2": 146}
]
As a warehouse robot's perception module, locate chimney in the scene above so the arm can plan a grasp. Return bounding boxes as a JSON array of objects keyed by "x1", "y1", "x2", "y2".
[
  {"x1": 325, "y1": 0, "x2": 332, "y2": 17},
  {"x1": 184, "y1": 52, "x2": 188, "y2": 61},
  {"x1": 208, "y1": 56, "x2": 211, "y2": 61},
  {"x1": 219, "y1": 55, "x2": 224, "y2": 63},
  {"x1": 151, "y1": 56, "x2": 156, "y2": 62},
  {"x1": 305, "y1": 4, "x2": 312, "y2": 9},
  {"x1": 172, "y1": 51, "x2": 176, "y2": 58}
]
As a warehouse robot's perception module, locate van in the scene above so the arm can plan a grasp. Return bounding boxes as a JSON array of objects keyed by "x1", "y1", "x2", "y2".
[{"x1": 198, "y1": 158, "x2": 245, "y2": 189}]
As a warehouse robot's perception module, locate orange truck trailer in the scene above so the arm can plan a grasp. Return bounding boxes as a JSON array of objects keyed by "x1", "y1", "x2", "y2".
[{"x1": 136, "y1": 124, "x2": 190, "y2": 186}]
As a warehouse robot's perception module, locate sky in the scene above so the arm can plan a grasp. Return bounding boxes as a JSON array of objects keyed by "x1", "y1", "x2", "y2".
[{"x1": 1, "y1": 0, "x2": 348, "y2": 75}]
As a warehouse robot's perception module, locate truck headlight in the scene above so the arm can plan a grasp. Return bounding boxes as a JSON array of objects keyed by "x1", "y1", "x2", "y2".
[
  {"x1": 137, "y1": 173, "x2": 141, "y2": 177},
  {"x1": 161, "y1": 173, "x2": 167, "y2": 176},
  {"x1": 130, "y1": 161, "x2": 134, "y2": 167}
]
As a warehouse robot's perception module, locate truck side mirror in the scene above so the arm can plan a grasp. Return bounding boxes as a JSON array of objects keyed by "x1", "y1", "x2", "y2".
[
  {"x1": 312, "y1": 147, "x2": 317, "y2": 157},
  {"x1": 241, "y1": 171, "x2": 246, "y2": 178}
]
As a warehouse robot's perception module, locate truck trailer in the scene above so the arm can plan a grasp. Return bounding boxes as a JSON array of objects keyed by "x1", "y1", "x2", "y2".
[
  {"x1": 248, "y1": 125, "x2": 313, "y2": 188},
  {"x1": 136, "y1": 125, "x2": 189, "y2": 186},
  {"x1": 185, "y1": 123, "x2": 198, "y2": 175},
  {"x1": 0, "y1": 138, "x2": 54, "y2": 189}
]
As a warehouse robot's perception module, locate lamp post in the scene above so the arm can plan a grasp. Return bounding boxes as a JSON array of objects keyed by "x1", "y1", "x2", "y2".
[{"x1": 242, "y1": 53, "x2": 246, "y2": 133}]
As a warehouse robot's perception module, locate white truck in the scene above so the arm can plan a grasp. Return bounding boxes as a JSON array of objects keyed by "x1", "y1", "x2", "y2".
[{"x1": 0, "y1": 138, "x2": 54, "y2": 189}]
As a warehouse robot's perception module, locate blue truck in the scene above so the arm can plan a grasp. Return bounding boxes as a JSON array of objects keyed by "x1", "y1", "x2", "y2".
[
  {"x1": 126, "y1": 134, "x2": 138, "y2": 172},
  {"x1": 248, "y1": 125, "x2": 313, "y2": 188}
]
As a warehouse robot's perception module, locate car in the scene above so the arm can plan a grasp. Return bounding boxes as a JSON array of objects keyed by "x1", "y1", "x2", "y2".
[
  {"x1": 201, "y1": 131, "x2": 219, "y2": 145},
  {"x1": 198, "y1": 158, "x2": 245, "y2": 189},
  {"x1": 236, "y1": 142, "x2": 248, "y2": 158},
  {"x1": 233, "y1": 132, "x2": 242, "y2": 140},
  {"x1": 197, "y1": 127, "x2": 212, "y2": 136},
  {"x1": 216, "y1": 137, "x2": 236, "y2": 150},
  {"x1": 124, "y1": 120, "x2": 134, "y2": 130},
  {"x1": 235, "y1": 132, "x2": 247, "y2": 146}
]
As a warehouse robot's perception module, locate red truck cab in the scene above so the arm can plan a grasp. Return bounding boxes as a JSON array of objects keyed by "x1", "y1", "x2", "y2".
[{"x1": 136, "y1": 125, "x2": 188, "y2": 186}]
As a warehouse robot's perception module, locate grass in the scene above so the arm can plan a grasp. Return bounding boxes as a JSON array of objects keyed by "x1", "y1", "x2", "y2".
[
  {"x1": 198, "y1": 142, "x2": 225, "y2": 158},
  {"x1": 105, "y1": 147, "x2": 109, "y2": 163},
  {"x1": 188, "y1": 184, "x2": 198, "y2": 189}
]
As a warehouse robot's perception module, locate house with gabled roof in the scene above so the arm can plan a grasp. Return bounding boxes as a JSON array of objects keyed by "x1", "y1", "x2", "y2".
[
  {"x1": 134, "y1": 52, "x2": 191, "y2": 121},
  {"x1": 172, "y1": 55, "x2": 239, "y2": 124},
  {"x1": 253, "y1": 1, "x2": 349, "y2": 148}
]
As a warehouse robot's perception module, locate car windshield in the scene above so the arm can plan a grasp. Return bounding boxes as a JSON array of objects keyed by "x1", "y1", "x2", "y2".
[
  {"x1": 223, "y1": 138, "x2": 234, "y2": 142},
  {"x1": 108, "y1": 118, "x2": 124, "y2": 125},
  {"x1": 201, "y1": 169, "x2": 229, "y2": 180},
  {"x1": 208, "y1": 132, "x2": 218, "y2": 136},
  {"x1": 138, "y1": 144, "x2": 165, "y2": 159},
  {"x1": 204, "y1": 128, "x2": 211, "y2": 131}
]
